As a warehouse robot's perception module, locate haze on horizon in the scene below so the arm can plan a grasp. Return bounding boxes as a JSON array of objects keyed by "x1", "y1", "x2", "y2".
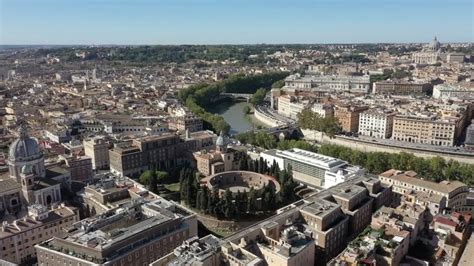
[{"x1": 0, "y1": 0, "x2": 472, "y2": 45}]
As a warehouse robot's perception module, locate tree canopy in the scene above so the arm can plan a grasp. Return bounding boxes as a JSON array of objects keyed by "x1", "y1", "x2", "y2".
[
  {"x1": 297, "y1": 108, "x2": 341, "y2": 138},
  {"x1": 250, "y1": 88, "x2": 267, "y2": 106},
  {"x1": 318, "y1": 144, "x2": 474, "y2": 185}
]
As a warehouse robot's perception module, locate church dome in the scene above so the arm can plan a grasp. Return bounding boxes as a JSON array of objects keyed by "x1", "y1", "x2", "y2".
[
  {"x1": 429, "y1": 36, "x2": 441, "y2": 51},
  {"x1": 8, "y1": 124, "x2": 42, "y2": 162}
]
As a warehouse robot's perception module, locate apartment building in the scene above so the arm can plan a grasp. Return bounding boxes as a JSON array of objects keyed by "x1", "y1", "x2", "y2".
[
  {"x1": 334, "y1": 104, "x2": 368, "y2": 133},
  {"x1": 168, "y1": 114, "x2": 203, "y2": 133},
  {"x1": 62, "y1": 155, "x2": 93, "y2": 182},
  {"x1": 109, "y1": 133, "x2": 185, "y2": 177},
  {"x1": 446, "y1": 53, "x2": 466, "y2": 63},
  {"x1": 311, "y1": 103, "x2": 334, "y2": 118},
  {"x1": 277, "y1": 95, "x2": 310, "y2": 119},
  {"x1": 433, "y1": 84, "x2": 474, "y2": 100},
  {"x1": 358, "y1": 109, "x2": 396, "y2": 139},
  {"x1": 372, "y1": 81, "x2": 432, "y2": 95},
  {"x1": 432, "y1": 212, "x2": 472, "y2": 265},
  {"x1": 36, "y1": 199, "x2": 198, "y2": 266},
  {"x1": 372, "y1": 204, "x2": 428, "y2": 246},
  {"x1": 392, "y1": 115, "x2": 460, "y2": 146},
  {"x1": 152, "y1": 235, "x2": 222, "y2": 266},
  {"x1": 80, "y1": 114, "x2": 168, "y2": 135},
  {"x1": 300, "y1": 198, "x2": 349, "y2": 260},
  {"x1": 379, "y1": 169, "x2": 469, "y2": 211},
  {"x1": 284, "y1": 74, "x2": 371, "y2": 93},
  {"x1": 0, "y1": 204, "x2": 78, "y2": 265},
  {"x1": 329, "y1": 185, "x2": 374, "y2": 235},
  {"x1": 83, "y1": 137, "x2": 110, "y2": 170},
  {"x1": 109, "y1": 141, "x2": 142, "y2": 177}
]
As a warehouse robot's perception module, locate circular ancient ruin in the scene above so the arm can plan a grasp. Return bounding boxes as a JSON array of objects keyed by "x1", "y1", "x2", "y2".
[{"x1": 203, "y1": 170, "x2": 280, "y2": 197}]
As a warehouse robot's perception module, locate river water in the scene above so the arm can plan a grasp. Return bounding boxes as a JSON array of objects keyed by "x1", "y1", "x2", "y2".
[{"x1": 209, "y1": 100, "x2": 254, "y2": 135}]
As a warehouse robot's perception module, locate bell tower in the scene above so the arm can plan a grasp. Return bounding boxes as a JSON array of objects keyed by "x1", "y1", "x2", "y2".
[{"x1": 20, "y1": 165, "x2": 36, "y2": 205}]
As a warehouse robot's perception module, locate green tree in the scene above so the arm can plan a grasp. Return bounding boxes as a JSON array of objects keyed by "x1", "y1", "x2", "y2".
[
  {"x1": 139, "y1": 170, "x2": 154, "y2": 186},
  {"x1": 272, "y1": 79, "x2": 285, "y2": 88},
  {"x1": 156, "y1": 171, "x2": 169, "y2": 183},
  {"x1": 251, "y1": 88, "x2": 267, "y2": 106},
  {"x1": 247, "y1": 187, "x2": 257, "y2": 214},
  {"x1": 223, "y1": 188, "x2": 235, "y2": 219},
  {"x1": 243, "y1": 105, "x2": 251, "y2": 114},
  {"x1": 255, "y1": 131, "x2": 276, "y2": 149},
  {"x1": 149, "y1": 171, "x2": 158, "y2": 193},
  {"x1": 297, "y1": 108, "x2": 341, "y2": 138}
]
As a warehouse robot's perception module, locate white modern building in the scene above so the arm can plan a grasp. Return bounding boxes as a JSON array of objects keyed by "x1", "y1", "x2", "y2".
[
  {"x1": 358, "y1": 109, "x2": 396, "y2": 139},
  {"x1": 433, "y1": 84, "x2": 474, "y2": 100},
  {"x1": 260, "y1": 148, "x2": 365, "y2": 188}
]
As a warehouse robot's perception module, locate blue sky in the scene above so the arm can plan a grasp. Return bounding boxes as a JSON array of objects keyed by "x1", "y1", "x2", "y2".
[{"x1": 0, "y1": 0, "x2": 472, "y2": 45}]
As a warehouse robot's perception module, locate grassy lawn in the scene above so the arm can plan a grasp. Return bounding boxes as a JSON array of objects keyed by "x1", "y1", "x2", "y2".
[{"x1": 164, "y1": 182, "x2": 181, "y2": 192}]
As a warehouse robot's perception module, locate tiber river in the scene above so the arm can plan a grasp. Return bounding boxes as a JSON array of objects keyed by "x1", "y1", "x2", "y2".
[{"x1": 208, "y1": 100, "x2": 254, "y2": 135}]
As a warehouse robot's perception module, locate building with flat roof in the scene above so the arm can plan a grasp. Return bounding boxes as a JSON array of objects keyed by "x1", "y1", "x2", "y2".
[
  {"x1": 300, "y1": 198, "x2": 349, "y2": 259},
  {"x1": 77, "y1": 173, "x2": 157, "y2": 216},
  {"x1": 334, "y1": 104, "x2": 369, "y2": 133},
  {"x1": 379, "y1": 169, "x2": 469, "y2": 212},
  {"x1": 277, "y1": 95, "x2": 311, "y2": 119},
  {"x1": 433, "y1": 84, "x2": 474, "y2": 100},
  {"x1": 392, "y1": 114, "x2": 462, "y2": 147},
  {"x1": 109, "y1": 133, "x2": 185, "y2": 177},
  {"x1": 373, "y1": 81, "x2": 432, "y2": 95},
  {"x1": 61, "y1": 155, "x2": 93, "y2": 182},
  {"x1": 168, "y1": 114, "x2": 203, "y2": 133},
  {"x1": 359, "y1": 109, "x2": 396, "y2": 139},
  {"x1": 260, "y1": 148, "x2": 364, "y2": 188},
  {"x1": 284, "y1": 73, "x2": 371, "y2": 94},
  {"x1": 83, "y1": 136, "x2": 110, "y2": 170},
  {"x1": 36, "y1": 198, "x2": 198, "y2": 265},
  {"x1": 151, "y1": 235, "x2": 221, "y2": 266}
]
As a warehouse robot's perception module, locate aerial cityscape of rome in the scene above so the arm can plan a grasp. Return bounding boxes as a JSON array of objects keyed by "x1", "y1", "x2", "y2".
[{"x1": 0, "y1": 0, "x2": 473, "y2": 265}]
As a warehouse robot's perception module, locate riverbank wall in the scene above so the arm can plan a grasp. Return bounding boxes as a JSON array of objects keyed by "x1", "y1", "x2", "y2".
[
  {"x1": 254, "y1": 107, "x2": 284, "y2": 127},
  {"x1": 302, "y1": 129, "x2": 474, "y2": 164}
]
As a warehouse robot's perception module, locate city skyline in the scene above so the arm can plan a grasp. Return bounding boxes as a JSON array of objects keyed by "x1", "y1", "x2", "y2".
[{"x1": 0, "y1": 0, "x2": 472, "y2": 45}]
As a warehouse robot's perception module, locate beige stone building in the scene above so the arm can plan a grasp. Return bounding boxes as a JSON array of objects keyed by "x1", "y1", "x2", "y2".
[
  {"x1": 372, "y1": 81, "x2": 432, "y2": 95},
  {"x1": 392, "y1": 115, "x2": 462, "y2": 146},
  {"x1": 379, "y1": 169, "x2": 469, "y2": 212},
  {"x1": 83, "y1": 137, "x2": 110, "y2": 170},
  {"x1": 109, "y1": 133, "x2": 185, "y2": 177},
  {"x1": 0, "y1": 204, "x2": 78, "y2": 265},
  {"x1": 168, "y1": 114, "x2": 203, "y2": 133}
]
